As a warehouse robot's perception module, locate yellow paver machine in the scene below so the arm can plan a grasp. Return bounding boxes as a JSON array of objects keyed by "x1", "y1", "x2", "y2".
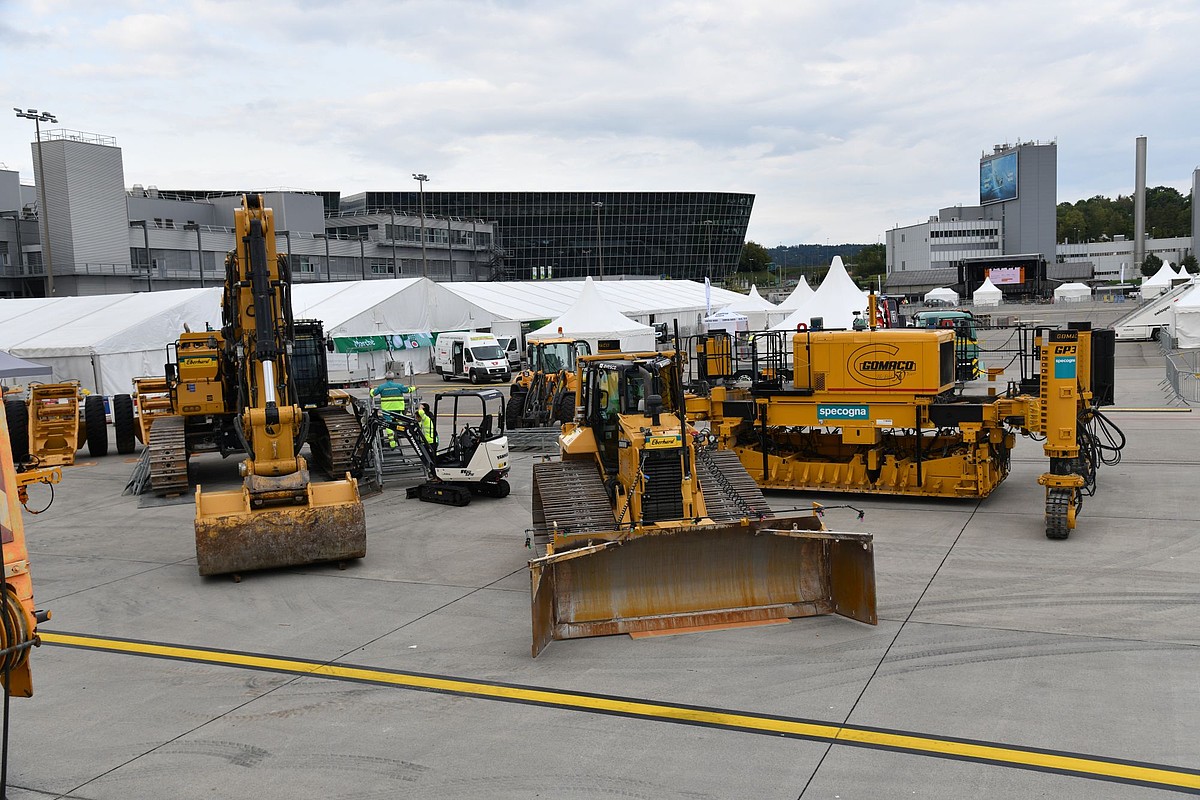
[
  {"x1": 687, "y1": 302, "x2": 1124, "y2": 540},
  {"x1": 527, "y1": 349, "x2": 877, "y2": 657}
]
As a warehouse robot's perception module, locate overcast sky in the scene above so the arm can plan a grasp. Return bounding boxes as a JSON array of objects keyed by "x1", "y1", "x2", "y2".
[{"x1": 2, "y1": 0, "x2": 1197, "y2": 245}]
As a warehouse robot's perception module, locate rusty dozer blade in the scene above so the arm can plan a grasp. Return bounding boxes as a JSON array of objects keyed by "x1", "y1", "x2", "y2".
[
  {"x1": 529, "y1": 515, "x2": 876, "y2": 657},
  {"x1": 194, "y1": 476, "x2": 366, "y2": 577}
]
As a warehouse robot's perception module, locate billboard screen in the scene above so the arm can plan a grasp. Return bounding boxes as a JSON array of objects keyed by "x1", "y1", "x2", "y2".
[
  {"x1": 980, "y1": 151, "x2": 1018, "y2": 205},
  {"x1": 986, "y1": 266, "x2": 1024, "y2": 285}
]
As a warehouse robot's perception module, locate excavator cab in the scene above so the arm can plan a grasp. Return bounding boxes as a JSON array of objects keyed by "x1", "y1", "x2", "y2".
[{"x1": 528, "y1": 349, "x2": 877, "y2": 656}]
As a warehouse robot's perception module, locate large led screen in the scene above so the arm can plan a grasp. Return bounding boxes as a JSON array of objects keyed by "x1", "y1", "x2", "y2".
[{"x1": 980, "y1": 151, "x2": 1018, "y2": 205}]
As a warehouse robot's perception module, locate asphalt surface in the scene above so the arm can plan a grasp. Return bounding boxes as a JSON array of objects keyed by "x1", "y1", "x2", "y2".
[{"x1": 5, "y1": 337, "x2": 1198, "y2": 799}]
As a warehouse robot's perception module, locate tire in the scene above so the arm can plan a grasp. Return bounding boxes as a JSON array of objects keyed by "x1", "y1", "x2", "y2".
[
  {"x1": 4, "y1": 399, "x2": 28, "y2": 462},
  {"x1": 506, "y1": 391, "x2": 526, "y2": 430},
  {"x1": 441, "y1": 371, "x2": 451, "y2": 382},
  {"x1": 84, "y1": 394, "x2": 109, "y2": 457},
  {"x1": 554, "y1": 390, "x2": 575, "y2": 424},
  {"x1": 469, "y1": 369, "x2": 481, "y2": 385},
  {"x1": 113, "y1": 394, "x2": 137, "y2": 454}
]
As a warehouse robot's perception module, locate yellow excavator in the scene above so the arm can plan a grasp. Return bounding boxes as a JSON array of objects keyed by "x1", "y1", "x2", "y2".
[
  {"x1": 192, "y1": 195, "x2": 366, "y2": 577},
  {"x1": 528, "y1": 348, "x2": 876, "y2": 657}
]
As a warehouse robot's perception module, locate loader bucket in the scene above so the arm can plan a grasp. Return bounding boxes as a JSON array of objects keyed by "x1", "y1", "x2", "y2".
[
  {"x1": 529, "y1": 515, "x2": 876, "y2": 657},
  {"x1": 194, "y1": 477, "x2": 366, "y2": 577}
]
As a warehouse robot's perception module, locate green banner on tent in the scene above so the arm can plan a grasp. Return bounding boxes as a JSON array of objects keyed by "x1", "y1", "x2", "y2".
[{"x1": 332, "y1": 333, "x2": 434, "y2": 354}]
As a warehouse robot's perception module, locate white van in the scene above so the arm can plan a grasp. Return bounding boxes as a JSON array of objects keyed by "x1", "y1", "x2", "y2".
[
  {"x1": 495, "y1": 335, "x2": 522, "y2": 370},
  {"x1": 434, "y1": 332, "x2": 512, "y2": 384}
]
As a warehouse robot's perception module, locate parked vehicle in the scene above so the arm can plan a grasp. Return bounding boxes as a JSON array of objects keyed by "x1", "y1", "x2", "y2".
[{"x1": 434, "y1": 332, "x2": 512, "y2": 384}]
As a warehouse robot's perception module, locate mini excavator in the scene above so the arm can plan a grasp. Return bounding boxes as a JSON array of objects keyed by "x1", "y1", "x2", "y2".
[
  {"x1": 528, "y1": 348, "x2": 877, "y2": 657},
  {"x1": 191, "y1": 195, "x2": 366, "y2": 576}
]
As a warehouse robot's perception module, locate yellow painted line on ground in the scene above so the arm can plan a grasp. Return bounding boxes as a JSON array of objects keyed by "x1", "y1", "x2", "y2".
[{"x1": 40, "y1": 631, "x2": 1200, "y2": 794}]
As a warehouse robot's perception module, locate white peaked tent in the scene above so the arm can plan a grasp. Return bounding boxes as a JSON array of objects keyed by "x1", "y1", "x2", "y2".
[
  {"x1": 777, "y1": 276, "x2": 814, "y2": 310},
  {"x1": 1141, "y1": 261, "x2": 1179, "y2": 299},
  {"x1": 924, "y1": 287, "x2": 959, "y2": 306},
  {"x1": 721, "y1": 284, "x2": 785, "y2": 329},
  {"x1": 527, "y1": 277, "x2": 656, "y2": 352},
  {"x1": 1054, "y1": 282, "x2": 1092, "y2": 303},
  {"x1": 1171, "y1": 284, "x2": 1200, "y2": 348},
  {"x1": 973, "y1": 277, "x2": 1003, "y2": 307},
  {"x1": 772, "y1": 256, "x2": 867, "y2": 331},
  {"x1": 703, "y1": 309, "x2": 749, "y2": 337}
]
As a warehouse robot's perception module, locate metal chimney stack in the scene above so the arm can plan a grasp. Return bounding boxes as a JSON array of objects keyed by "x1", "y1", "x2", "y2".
[{"x1": 1134, "y1": 136, "x2": 1147, "y2": 271}]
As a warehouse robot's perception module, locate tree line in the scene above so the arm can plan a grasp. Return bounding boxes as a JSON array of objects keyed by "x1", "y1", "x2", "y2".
[{"x1": 1057, "y1": 186, "x2": 1192, "y2": 243}]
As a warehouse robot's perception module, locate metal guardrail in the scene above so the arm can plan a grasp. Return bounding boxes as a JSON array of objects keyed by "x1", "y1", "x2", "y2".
[{"x1": 1163, "y1": 347, "x2": 1200, "y2": 406}]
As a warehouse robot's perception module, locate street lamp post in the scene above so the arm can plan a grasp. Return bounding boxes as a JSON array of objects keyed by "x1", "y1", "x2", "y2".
[
  {"x1": 390, "y1": 207, "x2": 398, "y2": 278},
  {"x1": 592, "y1": 201, "x2": 605, "y2": 280},
  {"x1": 412, "y1": 173, "x2": 429, "y2": 277},
  {"x1": 702, "y1": 220, "x2": 714, "y2": 282},
  {"x1": 184, "y1": 222, "x2": 204, "y2": 287},
  {"x1": 130, "y1": 220, "x2": 151, "y2": 292},
  {"x1": 359, "y1": 235, "x2": 367, "y2": 280},
  {"x1": 14, "y1": 108, "x2": 58, "y2": 295}
]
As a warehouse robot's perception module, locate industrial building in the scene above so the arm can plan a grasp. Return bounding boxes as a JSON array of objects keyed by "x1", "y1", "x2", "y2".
[{"x1": 0, "y1": 129, "x2": 753, "y2": 298}]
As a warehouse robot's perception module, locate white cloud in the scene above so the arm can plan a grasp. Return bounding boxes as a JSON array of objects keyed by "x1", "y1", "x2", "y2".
[{"x1": 1, "y1": 0, "x2": 1198, "y2": 244}]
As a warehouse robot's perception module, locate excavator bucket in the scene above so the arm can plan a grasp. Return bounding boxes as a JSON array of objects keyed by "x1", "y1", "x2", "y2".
[
  {"x1": 529, "y1": 515, "x2": 876, "y2": 657},
  {"x1": 194, "y1": 476, "x2": 366, "y2": 577}
]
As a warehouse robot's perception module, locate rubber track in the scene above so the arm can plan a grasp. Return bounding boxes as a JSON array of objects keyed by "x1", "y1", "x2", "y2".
[
  {"x1": 148, "y1": 415, "x2": 189, "y2": 496},
  {"x1": 1045, "y1": 487, "x2": 1071, "y2": 540},
  {"x1": 695, "y1": 449, "x2": 773, "y2": 521},
  {"x1": 531, "y1": 460, "x2": 615, "y2": 540},
  {"x1": 308, "y1": 405, "x2": 363, "y2": 477}
]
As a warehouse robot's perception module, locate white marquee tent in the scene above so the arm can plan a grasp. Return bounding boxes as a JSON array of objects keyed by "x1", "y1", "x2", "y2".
[
  {"x1": 773, "y1": 257, "x2": 868, "y2": 331},
  {"x1": 703, "y1": 309, "x2": 749, "y2": 337},
  {"x1": 1141, "y1": 261, "x2": 1181, "y2": 299},
  {"x1": 924, "y1": 287, "x2": 959, "y2": 306},
  {"x1": 973, "y1": 277, "x2": 1003, "y2": 307},
  {"x1": 527, "y1": 277, "x2": 656, "y2": 352},
  {"x1": 1053, "y1": 282, "x2": 1093, "y2": 303},
  {"x1": 1171, "y1": 285, "x2": 1200, "y2": 349},
  {"x1": 720, "y1": 284, "x2": 786, "y2": 329}
]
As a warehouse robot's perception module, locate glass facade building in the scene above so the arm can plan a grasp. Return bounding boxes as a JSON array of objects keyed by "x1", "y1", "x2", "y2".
[{"x1": 340, "y1": 191, "x2": 754, "y2": 281}]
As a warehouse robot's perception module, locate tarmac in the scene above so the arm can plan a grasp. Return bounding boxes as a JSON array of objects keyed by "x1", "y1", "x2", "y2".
[{"x1": 6, "y1": 335, "x2": 1199, "y2": 799}]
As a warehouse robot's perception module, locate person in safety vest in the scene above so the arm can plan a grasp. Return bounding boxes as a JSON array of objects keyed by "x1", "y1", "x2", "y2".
[
  {"x1": 416, "y1": 402, "x2": 436, "y2": 446},
  {"x1": 371, "y1": 371, "x2": 412, "y2": 413}
]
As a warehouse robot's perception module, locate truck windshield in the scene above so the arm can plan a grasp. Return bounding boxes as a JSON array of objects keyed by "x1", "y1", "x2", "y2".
[{"x1": 470, "y1": 345, "x2": 504, "y2": 361}]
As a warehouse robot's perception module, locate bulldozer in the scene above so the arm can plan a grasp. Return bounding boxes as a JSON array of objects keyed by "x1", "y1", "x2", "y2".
[
  {"x1": 3, "y1": 381, "x2": 114, "y2": 466},
  {"x1": 188, "y1": 194, "x2": 366, "y2": 577},
  {"x1": 528, "y1": 348, "x2": 877, "y2": 657},
  {"x1": 688, "y1": 297, "x2": 1123, "y2": 540},
  {"x1": 506, "y1": 336, "x2": 590, "y2": 429}
]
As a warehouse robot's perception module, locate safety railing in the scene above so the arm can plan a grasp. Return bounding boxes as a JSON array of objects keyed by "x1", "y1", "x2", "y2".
[{"x1": 1163, "y1": 349, "x2": 1200, "y2": 406}]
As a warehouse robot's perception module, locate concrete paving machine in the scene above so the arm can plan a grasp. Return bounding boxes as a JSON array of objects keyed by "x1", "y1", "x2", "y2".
[
  {"x1": 688, "y1": 302, "x2": 1122, "y2": 540},
  {"x1": 189, "y1": 195, "x2": 365, "y2": 576},
  {"x1": 506, "y1": 337, "x2": 590, "y2": 429},
  {"x1": 3, "y1": 381, "x2": 112, "y2": 466},
  {"x1": 528, "y1": 348, "x2": 877, "y2": 657}
]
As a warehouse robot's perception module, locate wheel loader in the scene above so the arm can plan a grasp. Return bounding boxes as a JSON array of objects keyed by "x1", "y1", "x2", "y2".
[
  {"x1": 528, "y1": 348, "x2": 877, "y2": 657},
  {"x1": 506, "y1": 336, "x2": 590, "y2": 429},
  {"x1": 186, "y1": 194, "x2": 365, "y2": 576},
  {"x1": 3, "y1": 381, "x2": 112, "y2": 466},
  {"x1": 688, "y1": 296, "x2": 1123, "y2": 540}
]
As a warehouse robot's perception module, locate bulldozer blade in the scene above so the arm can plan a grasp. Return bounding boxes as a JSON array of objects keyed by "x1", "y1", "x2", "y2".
[
  {"x1": 530, "y1": 517, "x2": 876, "y2": 657},
  {"x1": 194, "y1": 479, "x2": 366, "y2": 577}
]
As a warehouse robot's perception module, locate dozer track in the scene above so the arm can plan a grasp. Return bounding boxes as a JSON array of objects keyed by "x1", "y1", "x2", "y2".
[
  {"x1": 531, "y1": 460, "x2": 615, "y2": 545},
  {"x1": 148, "y1": 415, "x2": 189, "y2": 496},
  {"x1": 307, "y1": 405, "x2": 363, "y2": 478},
  {"x1": 695, "y1": 448, "x2": 773, "y2": 521}
]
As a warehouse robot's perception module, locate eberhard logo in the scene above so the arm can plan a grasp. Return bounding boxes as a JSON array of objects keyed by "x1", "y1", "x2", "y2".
[{"x1": 849, "y1": 343, "x2": 916, "y2": 387}]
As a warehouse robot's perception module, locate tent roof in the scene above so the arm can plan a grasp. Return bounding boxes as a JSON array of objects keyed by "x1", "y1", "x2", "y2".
[
  {"x1": 773, "y1": 256, "x2": 867, "y2": 331},
  {"x1": 704, "y1": 309, "x2": 749, "y2": 322},
  {"x1": 441, "y1": 279, "x2": 747, "y2": 322},
  {"x1": 0, "y1": 350, "x2": 52, "y2": 378},
  {"x1": 721, "y1": 284, "x2": 777, "y2": 313},
  {"x1": 974, "y1": 276, "x2": 1002, "y2": 296},
  {"x1": 527, "y1": 277, "x2": 654, "y2": 340},
  {"x1": 1054, "y1": 282, "x2": 1092, "y2": 295},
  {"x1": 925, "y1": 287, "x2": 959, "y2": 300},
  {"x1": 1143, "y1": 261, "x2": 1179, "y2": 287},
  {"x1": 778, "y1": 276, "x2": 814, "y2": 310},
  {"x1": 292, "y1": 279, "x2": 429, "y2": 335}
]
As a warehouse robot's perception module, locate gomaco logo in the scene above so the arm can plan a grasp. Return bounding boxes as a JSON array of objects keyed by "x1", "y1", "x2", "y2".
[{"x1": 848, "y1": 343, "x2": 916, "y2": 387}]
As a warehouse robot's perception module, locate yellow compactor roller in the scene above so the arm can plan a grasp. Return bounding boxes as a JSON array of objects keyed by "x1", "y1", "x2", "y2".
[
  {"x1": 191, "y1": 195, "x2": 365, "y2": 576},
  {"x1": 688, "y1": 305, "x2": 1123, "y2": 540},
  {"x1": 528, "y1": 349, "x2": 876, "y2": 657}
]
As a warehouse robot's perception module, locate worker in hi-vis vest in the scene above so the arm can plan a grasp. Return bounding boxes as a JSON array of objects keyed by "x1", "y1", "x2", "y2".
[{"x1": 371, "y1": 371, "x2": 413, "y2": 413}]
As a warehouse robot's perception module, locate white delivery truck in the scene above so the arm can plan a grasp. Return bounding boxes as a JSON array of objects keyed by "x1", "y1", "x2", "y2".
[{"x1": 434, "y1": 332, "x2": 513, "y2": 384}]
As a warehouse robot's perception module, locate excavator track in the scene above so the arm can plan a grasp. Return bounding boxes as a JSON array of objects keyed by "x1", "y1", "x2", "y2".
[
  {"x1": 148, "y1": 415, "x2": 189, "y2": 496},
  {"x1": 695, "y1": 448, "x2": 773, "y2": 521},
  {"x1": 308, "y1": 405, "x2": 363, "y2": 478},
  {"x1": 531, "y1": 460, "x2": 615, "y2": 545}
]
